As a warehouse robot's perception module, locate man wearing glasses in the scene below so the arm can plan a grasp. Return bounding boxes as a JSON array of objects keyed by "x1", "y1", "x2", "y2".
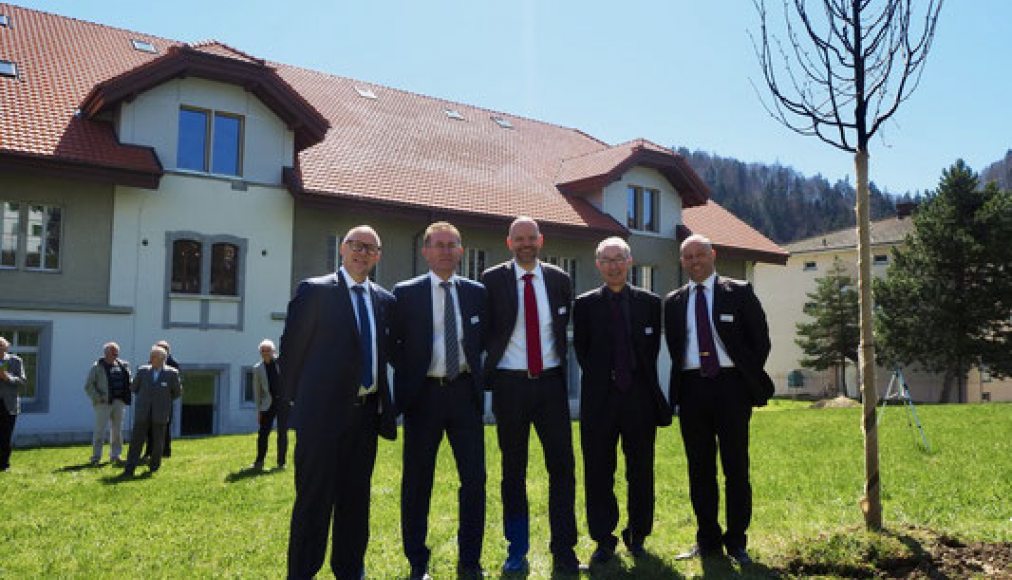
[{"x1": 282, "y1": 225, "x2": 397, "y2": 580}]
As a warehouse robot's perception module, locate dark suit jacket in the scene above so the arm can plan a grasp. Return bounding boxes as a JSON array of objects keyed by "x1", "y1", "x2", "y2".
[
  {"x1": 280, "y1": 272, "x2": 397, "y2": 440},
  {"x1": 391, "y1": 274, "x2": 488, "y2": 414},
  {"x1": 131, "y1": 365, "x2": 182, "y2": 423},
  {"x1": 664, "y1": 276, "x2": 775, "y2": 408},
  {"x1": 574, "y1": 285, "x2": 672, "y2": 427},
  {"x1": 480, "y1": 260, "x2": 572, "y2": 384}
]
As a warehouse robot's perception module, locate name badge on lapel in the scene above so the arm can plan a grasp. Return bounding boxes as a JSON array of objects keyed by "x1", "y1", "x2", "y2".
[
  {"x1": 470, "y1": 315, "x2": 480, "y2": 325},
  {"x1": 159, "y1": 381, "x2": 168, "y2": 387},
  {"x1": 558, "y1": 306, "x2": 567, "y2": 315},
  {"x1": 720, "y1": 314, "x2": 734, "y2": 322},
  {"x1": 644, "y1": 327, "x2": 654, "y2": 335}
]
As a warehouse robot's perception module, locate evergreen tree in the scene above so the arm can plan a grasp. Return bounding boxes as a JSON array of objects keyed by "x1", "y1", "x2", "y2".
[
  {"x1": 875, "y1": 160, "x2": 1012, "y2": 402},
  {"x1": 795, "y1": 257, "x2": 859, "y2": 396}
]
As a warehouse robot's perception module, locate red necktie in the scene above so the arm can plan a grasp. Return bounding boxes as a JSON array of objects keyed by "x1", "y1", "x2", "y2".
[{"x1": 522, "y1": 273, "x2": 543, "y2": 377}]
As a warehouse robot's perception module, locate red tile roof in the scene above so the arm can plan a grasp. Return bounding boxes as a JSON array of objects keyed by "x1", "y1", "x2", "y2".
[
  {"x1": 682, "y1": 201, "x2": 788, "y2": 264},
  {"x1": 0, "y1": 4, "x2": 783, "y2": 257}
]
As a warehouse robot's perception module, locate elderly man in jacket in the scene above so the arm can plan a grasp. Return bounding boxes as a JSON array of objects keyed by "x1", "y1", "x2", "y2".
[{"x1": 84, "y1": 341, "x2": 132, "y2": 465}]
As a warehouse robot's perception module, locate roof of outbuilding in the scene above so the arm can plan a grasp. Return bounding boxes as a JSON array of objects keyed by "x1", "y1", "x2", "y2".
[
  {"x1": 786, "y1": 216, "x2": 915, "y2": 253},
  {"x1": 682, "y1": 201, "x2": 789, "y2": 265}
]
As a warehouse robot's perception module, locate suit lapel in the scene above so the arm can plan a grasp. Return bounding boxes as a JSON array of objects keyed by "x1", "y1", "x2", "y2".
[{"x1": 506, "y1": 261, "x2": 519, "y2": 320}]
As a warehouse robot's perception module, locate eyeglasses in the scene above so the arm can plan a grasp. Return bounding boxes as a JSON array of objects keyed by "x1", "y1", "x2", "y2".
[
  {"x1": 597, "y1": 257, "x2": 629, "y2": 266},
  {"x1": 345, "y1": 240, "x2": 381, "y2": 255}
]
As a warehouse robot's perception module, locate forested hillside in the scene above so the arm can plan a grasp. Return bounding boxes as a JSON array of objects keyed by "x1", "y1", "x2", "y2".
[
  {"x1": 676, "y1": 147, "x2": 896, "y2": 243},
  {"x1": 981, "y1": 150, "x2": 1012, "y2": 190}
]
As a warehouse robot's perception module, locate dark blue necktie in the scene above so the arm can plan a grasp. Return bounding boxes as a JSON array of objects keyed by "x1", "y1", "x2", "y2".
[
  {"x1": 441, "y1": 281, "x2": 460, "y2": 380},
  {"x1": 695, "y1": 284, "x2": 720, "y2": 378},
  {"x1": 352, "y1": 285, "x2": 373, "y2": 388}
]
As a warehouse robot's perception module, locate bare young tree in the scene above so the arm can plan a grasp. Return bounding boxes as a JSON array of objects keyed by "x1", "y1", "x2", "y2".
[{"x1": 751, "y1": 0, "x2": 943, "y2": 530}]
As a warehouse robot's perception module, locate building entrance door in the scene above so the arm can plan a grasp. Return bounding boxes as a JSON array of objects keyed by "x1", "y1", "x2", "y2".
[{"x1": 180, "y1": 371, "x2": 217, "y2": 436}]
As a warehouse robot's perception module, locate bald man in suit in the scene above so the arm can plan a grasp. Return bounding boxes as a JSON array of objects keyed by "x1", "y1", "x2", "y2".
[
  {"x1": 665, "y1": 234, "x2": 774, "y2": 567},
  {"x1": 283, "y1": 225, "x2": 397, "y2": 580}
]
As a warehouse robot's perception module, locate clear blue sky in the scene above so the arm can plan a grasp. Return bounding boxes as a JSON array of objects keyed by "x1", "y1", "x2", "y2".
[{"x1": 21, "y1": 0, "x2": 1011, "y2": 195}]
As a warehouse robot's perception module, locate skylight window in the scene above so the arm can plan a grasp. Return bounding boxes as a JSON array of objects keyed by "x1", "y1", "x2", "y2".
[
  {"x1": 491, "y1": 116, "x2": 513, "y2": 129},
  {"x1": 445, "y1": 109, "x2": 465, "y2": 121},
  {"x1": 354, "y1": 86, "x2": 377, "y2": 99},
  {"x1": 0, "y1": 60, "x2": 17, "y2": 78},
  {"x1": 131, "y1": 39, "x2": 157, "y2": 53},
  {"x1": 0, "y1": 14, "x2": 10, "y2": 27}
]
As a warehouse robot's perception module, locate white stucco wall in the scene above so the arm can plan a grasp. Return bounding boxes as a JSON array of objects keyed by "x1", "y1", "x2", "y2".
[
  {"x1": 601, "y1": 166, "x2": 683, "y2": 239},
  {"x1": 117, "y1": 77, "x2": 295, "y2": 185}
]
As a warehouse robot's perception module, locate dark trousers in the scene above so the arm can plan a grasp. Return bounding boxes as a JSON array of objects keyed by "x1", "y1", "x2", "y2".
[
  {"x1": 492, "y1": 371, "x2": 577, "y2": 563},
  {"x1": 144, "y1": 406, "x2": 172, "y2": 457},
  {"x1": 255, "y1": 403, "x2": 290, "y2": 467},
  {"x1": 581, "y1": 383, "x2": 658, "y2": 550},
  {"x1": 678, "y1": 369, "x2": 753, "y2": 552},
  {"x1": 402, "y1": 375, "x2": 486, "y2": 571},
  {"x1": 0, "y1": 400, "x2": 16, "y2": 470},
  {"x1": 126, "y1": 416, "x2": 167, "y2": 472},
  {"x1": 288, "y1": 396, "x2": 379, "y2": 580}
]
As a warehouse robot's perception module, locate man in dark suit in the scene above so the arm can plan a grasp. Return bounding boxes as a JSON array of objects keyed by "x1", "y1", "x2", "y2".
[
  {"x1": 664, "y1": 234, "x2": 775, "y2": 567},
  {"x1": 123, "y1": 344, "x2": 182, "y2": 476},
  {"x1": 392, "y1": 221, "x2": 488, "y2": 580},
  {"x1": 282, "y1": 225, "x2": 397, "y2": 580},
  {"x1": 142, "y1": 339, "x2": 179, "y2": 460},
  {"x1": 574, "y1": 237, "x2": 671, "y2": 566},
  {"x1": 481, "y1": 216, "x2": 581, "y2": 575}
]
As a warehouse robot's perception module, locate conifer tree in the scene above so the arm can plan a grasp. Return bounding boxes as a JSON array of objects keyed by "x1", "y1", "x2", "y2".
[{"x1": 796, "y1": 258, "x2": 859, "y2": 396}]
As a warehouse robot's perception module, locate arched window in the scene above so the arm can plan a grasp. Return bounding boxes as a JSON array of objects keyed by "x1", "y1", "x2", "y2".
[
  {"x1": 210, "y1": 242, "x2": 239, "y2": 296},
  {"x1": 171, "y1": 239, "x2": 202, "y2": 293}
]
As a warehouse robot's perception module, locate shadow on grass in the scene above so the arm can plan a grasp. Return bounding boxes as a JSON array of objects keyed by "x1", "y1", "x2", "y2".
[
  {"x1": 224, "y1": 465, "x2": 285, "y2": 483},
  {"x1": 99, "y1": 470, "x2": 153, "y2": 485},
  {"x1": 583, "y1": 551, "x2": 685, "y2": 579},
  {"x1": 700, "y1": 556, "x2": 779, "y2": 578},
  {"x1": 54, "y1": 461, "x2": 107, "y2": 473}
]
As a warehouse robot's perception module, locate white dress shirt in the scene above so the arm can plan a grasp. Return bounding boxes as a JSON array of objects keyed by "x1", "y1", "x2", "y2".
[
  {"x1": 498, "y1": 261, "x2": 563, "y2": 371},
  {"x1": 427, "y1": 271, "x2": 467, "y2": 377},
  {"x1": 683, "y1": 273, "x2": 734, "y2": 370},
  {"x1": 340, "y1": 267, "x2": 379, "y2": 395}
]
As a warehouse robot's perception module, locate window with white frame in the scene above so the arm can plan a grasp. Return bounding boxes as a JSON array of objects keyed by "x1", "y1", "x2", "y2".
[
  {"x1": 626, "y1": 185, "x2": 659, "y2": 233},
  {"x1": 459, "y1": 248, "x2": 487, "y2": 280},
  {"x1": 628, "y1": 265, "x2": 656, "y2": 292},
  {"x1": 545, "y1": 255, "x2": 577, "y2": 283},
  {"x1": 0, "y1": 201, "x2": 62, "y2": 271},
  {"x1": 803, "y1": 261, "x2": 817, "y2": 271},
  {"x1": 176, "y1": 106, "x2": 244, "y2": 176},
  {"x1": 873, "y1": 254, "x2": 889, "y2": 266}
]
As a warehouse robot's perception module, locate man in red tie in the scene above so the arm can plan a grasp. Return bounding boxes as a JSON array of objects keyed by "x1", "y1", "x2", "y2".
[
  {"x1": 481, "y1": 216, "x2": 581, "y2": 576},
  {"x1": 664, "y1": 234, "x2": 775, "y2": 567}
]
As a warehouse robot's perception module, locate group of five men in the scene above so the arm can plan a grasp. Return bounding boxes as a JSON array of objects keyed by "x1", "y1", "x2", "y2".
[{"x1": 280, "y1": 217, "x2": 774, "y2": 580}]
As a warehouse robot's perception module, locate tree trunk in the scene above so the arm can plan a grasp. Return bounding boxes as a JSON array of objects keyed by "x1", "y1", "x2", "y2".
[
  {"x1": 855, "y1": 148, "x2": 882, "y2": 530},
  {"x1": 938, "y1": 370, "x2": 955, "y2": 403}
]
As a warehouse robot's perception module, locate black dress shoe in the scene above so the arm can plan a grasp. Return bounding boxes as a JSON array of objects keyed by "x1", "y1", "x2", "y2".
[
  {"x1": 590, "y1": 544, "x2": 614, "y2": 565},
  {"x1": 674, "y1": 544, "x2": 722, "y2": 560},
  {"x1": 727, "y1": 547, "x2": 752, "y2": 566},
  {"x1": 408, "y1": 567, "x2": 432, "y2": 580},
  {"x1": 552, "y1": 557, "x2": 586, "y2": 575},
  {"x1": 456, "y1": 564, "x2": 486, "y2": 579}
]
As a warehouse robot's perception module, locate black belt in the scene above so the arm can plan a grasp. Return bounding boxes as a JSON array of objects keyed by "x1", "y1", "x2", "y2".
[
  {"x1": 498, "y1": 366, "x2": 563, "y2": 380},
  {"x1": 425, "y1": 371, "x2": 471, "y2": 387},
  {"x1": 681, "y1": 367, "x2": 737, "y2": 380}
]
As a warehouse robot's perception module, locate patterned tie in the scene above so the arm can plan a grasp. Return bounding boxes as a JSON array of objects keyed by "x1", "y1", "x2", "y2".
[
  {"x1": 609, "y1": 291, "x2": 632, "y2": 391},
  {"x1": 695, "y1": 284, "x2": 720, "y2": 378},
  {"x1": 352, "y1": 285, "x2": 373, "y2": 388},
  {"x1": 522, "y1": 273, "x2": 543, "y2": 377},
  {"x1": 441, "y1": 281, "x2": 460, "y2": 380}
]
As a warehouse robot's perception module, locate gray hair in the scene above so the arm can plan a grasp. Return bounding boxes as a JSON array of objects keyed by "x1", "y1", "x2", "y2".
[
  {"x1": 595, "y1": 236, "x2": 631, "y2": 260},
  {"x1": 258, "y1": 339, "x2": 276, "y2": 352},
  {"x1": 149, "y1": 345, "x2": 168, "y2": 361}
]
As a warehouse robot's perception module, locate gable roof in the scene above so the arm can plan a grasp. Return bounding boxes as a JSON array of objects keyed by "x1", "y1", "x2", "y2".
[
  {"x1": 1, "y1": 4, "x2": 784, "y2": 257},
  {"x1": 786, "y1": 216, "x2": 915, "y2": 254},
  {"x1": 681, "y1": 201, "x2": 788, "y2": 265}
]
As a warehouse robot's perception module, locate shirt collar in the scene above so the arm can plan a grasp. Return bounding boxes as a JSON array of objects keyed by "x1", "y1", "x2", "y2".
[
  {"x1": 339, "y1": 266, "x2": 370, "y2": 292},
  {"x1": 689, "y1": 273, "x2": 717, "y2": 293},
  {"x1": 428, "y1": 270, "x2": 457, "y2": 287},
  {"x1": 514, "y1": 260, "x2": 543, "y2": 281}
]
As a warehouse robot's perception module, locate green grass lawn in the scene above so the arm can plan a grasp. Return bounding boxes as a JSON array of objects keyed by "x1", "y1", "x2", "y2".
[{"x1": 1, "y1": 401, "x2": 1009, "y2": 578}]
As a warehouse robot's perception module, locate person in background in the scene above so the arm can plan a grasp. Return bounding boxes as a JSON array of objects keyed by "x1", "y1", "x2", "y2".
[
  {"x1": 251, "y1": 338, "x2": 288, "y2": 470},
  {"x1": 123, "y1": 345, "x2": 182, "y2": 477},
  {"x1": 84, "y1": 341, "x2": 132, "y2": 465},
  {"x1": 0, "y1": 336, "x2": 26, "y2": 472}
]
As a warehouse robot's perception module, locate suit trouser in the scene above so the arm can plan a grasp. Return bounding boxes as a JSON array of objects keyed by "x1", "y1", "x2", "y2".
[
  {"x1": 126, "y1": 415, "x2": 167, "y2": 471},
  {"x1": 492, "y1": 371, "x2": 578, "y2": 563},
  {"x1": 0, "y1": 400, "x2": 16, "y2": 469},
  {"x1": 143, "y1": 407, "x2": 172, "y2": 457},
  {"x1": 401, "y1": 375, "x2": 486, "y2": 570},
  {"x1": 678, "y1": 369, "x2": 753, "y2": 552},
  {"x1": 581, "y1": 382, "x2": 657, "y2": 550},
  {"x1": 91, "y1": 399, "x2": 127, "y2": 461},
  {"x1": 255, "y1": 402, "x2": 290, "y2": 466},
  {"x1": 288, "y1": 395, "x2": 379, "y2": 580}
]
